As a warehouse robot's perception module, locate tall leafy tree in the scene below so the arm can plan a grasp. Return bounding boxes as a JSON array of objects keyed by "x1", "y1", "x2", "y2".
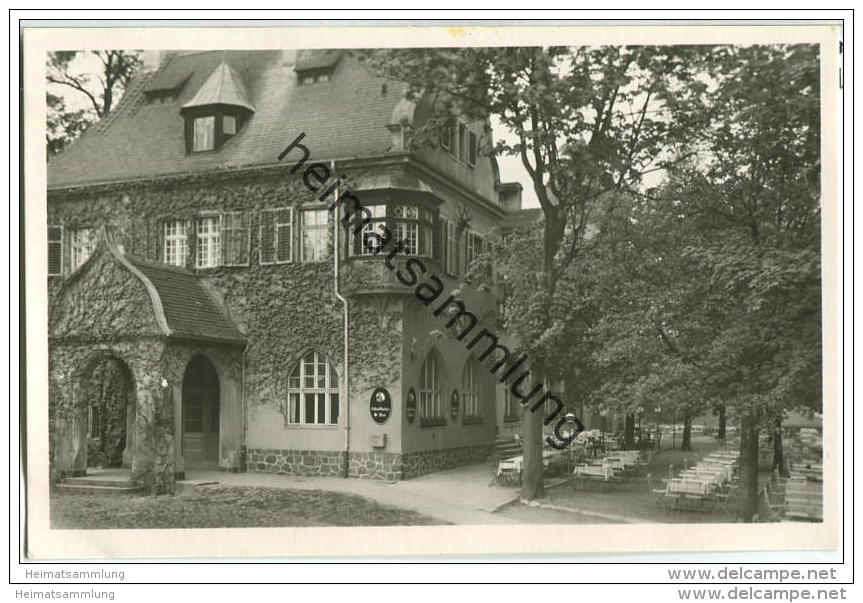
[
  {"x1": 361, "y1": 46, "x2": 701, "y2": 499},
  {"x1": 674, "y1": 44, "x2": 821, "y2": 520},
  {"x1": 46, "y1": 50, "x2": 142, "y2": 157}
]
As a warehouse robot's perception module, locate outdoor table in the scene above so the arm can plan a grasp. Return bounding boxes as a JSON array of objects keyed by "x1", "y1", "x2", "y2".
[
  {"x1": 785, "y1": 478, "x2": 822, "y2": 520},
  {"x1": 665, "y1": 478, "x2": 713, "y2": 511},
  {"x1": 498, "y1": 450, "x2": 562, "y2": 475},
  {"x1": 573, "y1": 463, "x2": 614, "y2": 480}
]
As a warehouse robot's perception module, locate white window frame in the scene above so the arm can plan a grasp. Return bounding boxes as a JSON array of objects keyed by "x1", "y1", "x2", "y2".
[
  {"x1": 70, "y1": 227, "x2": 96, "y2": 272},
  {"x1": 286, "y1": 351, "x2": 340, "y2": 425},
  {"x1": 420, "y1": 353, "x2": 442, "y2": 419},
  {"x1": 193, "y1": 115, "x2": 215, "y2": 152},
  {"x1": 48, "y1": 225, "x2": 63, "y2": 276},
  {"x1": 259, "y1": 207, "x2": 294, "y2": 265},
  {"x1": 354, "y1": 204, "x2": 388, "y2": 257},
  {"x1": 463, "y1": 360, "x2": 480, "y2": 418},
  {"x1": 464, "y1": 230, "x2": 482, "y2": 275},
  {"x1": 300, "y1": 208, "x2": 329, "y2": 263},
  {"x1": 195, "y1": 214, "x2": 222, "y2": 269},
  {"x1": 163, "y1": 219, "x2": 190, "y2": 267},
  {"x1": 223, "y1": 114, "x2": 237, "y2": 136}
]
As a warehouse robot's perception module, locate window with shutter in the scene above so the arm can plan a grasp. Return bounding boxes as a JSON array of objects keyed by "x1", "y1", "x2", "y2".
[
  {"x1": 221, "y1": 211, "x2": 250, "y2": 266},
  {"x1": 48, "y1": 226, "x2": 63, "y2": 276},
  {"x1": 467, "y1": 131, "x2": 478, "y2": 166},
  {"x1": 260, "y1": 207, "x2": 293, "y2": 265},
  {"x1": 445, "y1": 219, "x2": 459, "y2": 276}
]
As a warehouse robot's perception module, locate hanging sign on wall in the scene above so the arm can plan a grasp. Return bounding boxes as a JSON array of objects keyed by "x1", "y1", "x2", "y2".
[
  {"x1": 370, "y1": 387, "x2": 392, "y2": 424},
  {"x1": 406, "y1": 387, "x2": 417, "y2": 424}
]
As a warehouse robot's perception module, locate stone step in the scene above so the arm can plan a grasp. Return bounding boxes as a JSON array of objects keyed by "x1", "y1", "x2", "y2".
[
  {"x1": 55, "y1": 482, "x2": 145, "y2": 495},
  {"x1": 63, "y1": 476, "x2": 136, "y2": 488}
]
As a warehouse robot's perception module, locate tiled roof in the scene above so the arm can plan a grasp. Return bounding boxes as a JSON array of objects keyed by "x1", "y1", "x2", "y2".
[
  {"x1": 128, "y1": 258, "x2": 245, "y2": 344},
  {"x1": 143, "y1": 65, "x2": 191, "y2": 93},
  {"x1": 48, "y1": 49, "x2": 405, "y2": 188},
  {"x1": 294, "y1": 49, "x2": 343, "y2": 72},
  {"x1": 181, "y1": 60, "x2": 255, "y2": 112},
  {"x1": 501, "y1": 207, "x2": 543, "y2": 231}
]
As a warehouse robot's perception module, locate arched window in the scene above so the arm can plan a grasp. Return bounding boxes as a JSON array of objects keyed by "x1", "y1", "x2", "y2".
[
  {"x1": 463, "y1": 358, "x2": 480, "y2": 418},
  {"x1": 286, "y1": 351, "x2": 340, "y2": 425},
  {"x1": 419, "y1": 351, "x2": 442, "y2": 420}
]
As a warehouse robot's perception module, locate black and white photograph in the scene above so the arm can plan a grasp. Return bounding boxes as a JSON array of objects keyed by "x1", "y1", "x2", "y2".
[{"x1": 19, "y1": 19, "x2": 845, "y2": 570}]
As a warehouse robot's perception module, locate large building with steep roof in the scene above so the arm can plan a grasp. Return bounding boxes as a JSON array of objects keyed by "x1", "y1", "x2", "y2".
[{"x1": 47, "y1": 49, "x2": 524, "y2": 487}]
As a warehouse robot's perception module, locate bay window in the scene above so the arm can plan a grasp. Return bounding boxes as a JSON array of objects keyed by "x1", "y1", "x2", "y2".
[
  {"x1": 356, "y1": 204, "x2": 388, "y2": 256},
  {"x1": 350, "y1": 203, "x2": 437, "y2": 259}
]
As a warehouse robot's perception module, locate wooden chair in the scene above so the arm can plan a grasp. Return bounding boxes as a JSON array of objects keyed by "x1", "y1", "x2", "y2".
[
  {"x1": 758, "y1": 487, "x2": 785, "y2": 522},
  {"x1": 710, "y1": 483, "x2": 740, "y2": 519},
  {"x1": 489, "y1": 434, "x2": 523, "y2": 486}
]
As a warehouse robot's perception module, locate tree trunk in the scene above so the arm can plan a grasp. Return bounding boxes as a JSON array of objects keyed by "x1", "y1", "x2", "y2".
[
  {"x1": 624, "y1": 413, "x2": 636, "y2": 449},
  {"x1": 717, "y1": 405, "x2": 726, "y2": 440},
  {"x1": 773, "y1": 417, "x2": 789, "y2": 477},
  {"x1": 739, "y1": 414, "x2": 760, "y2": 522},
  {"x1": 681, "y1": 414, "x2": 693, "y2": 451},
  {"x1": 519, "y1": 216, "x2": 562, "y2": 502},
  {"x1": 520, "y1": 399, "x2": 544, "y2": 500}
]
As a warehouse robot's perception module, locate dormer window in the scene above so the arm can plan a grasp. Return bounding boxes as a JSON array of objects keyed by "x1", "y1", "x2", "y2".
[
  {"x1": 294, "y1": 49, "x2": 342, "y2": 86},
  {"x1": 143, "y1": 69, "x2": 190, "y2": 105},
  {"x1": 180, "y1": 60, "x2": 255, "y2": 154},
  {"x1": 193, "y1": 116, "x2": 215, "y2": 152},
  {"x1": 298, "y1": 72, "x2": 331, "y2": 85},
  {"x1": 223, "y1": 115, "x2": 237, "y2": 136}
]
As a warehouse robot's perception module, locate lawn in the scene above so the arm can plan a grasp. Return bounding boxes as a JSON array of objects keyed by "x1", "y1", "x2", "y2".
[{"x1": 50, "y1": 484, "x2": 446, "y2": 528}]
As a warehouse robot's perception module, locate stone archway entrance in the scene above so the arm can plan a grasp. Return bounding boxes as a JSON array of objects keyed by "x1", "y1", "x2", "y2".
[
  {"x1": 82, "y1": 356, "x2": 135, "y2": 469},
  {"x1": 182, "y1": 355, "x2": 220, "y2": 469}
]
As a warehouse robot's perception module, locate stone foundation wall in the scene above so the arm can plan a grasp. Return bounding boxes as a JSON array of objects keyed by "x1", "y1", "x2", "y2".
[
  {"x1": 346, "y1": 451, "x2": 402, "y2": 481},
  {"x1": 246, "y1": 444, "x2": 492, "y2": 481},
  {"x1": 401, "y1": 444, "x2": 492, "y2": 480},
  {"x1": 246, "y1": 448, "x2": 346, "y2": 477}
]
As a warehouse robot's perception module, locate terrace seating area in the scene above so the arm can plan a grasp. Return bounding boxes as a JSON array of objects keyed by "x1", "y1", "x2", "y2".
[
  {"x1": 492, "y1": 428, "x2": 653, "y2": 488},
  {"x1": 654, "y1": 449, "x2": 740, "y2": 513},
  {"x1": 764, "y1": 459, "x2": 823, "y2": 522}
]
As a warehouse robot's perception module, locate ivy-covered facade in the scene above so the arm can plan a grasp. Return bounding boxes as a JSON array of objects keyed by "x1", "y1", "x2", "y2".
[{"x1": 47, "y1": 49, "x2": 523, "y2": 488}]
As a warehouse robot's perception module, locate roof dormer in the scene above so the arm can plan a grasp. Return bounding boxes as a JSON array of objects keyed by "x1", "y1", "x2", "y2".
[
  {"x1": 294, "y1": 49, "x2": 343, "y2": 85},
  {"x1": 180, "y1": 60, "x2": 255, "y2": 153}
]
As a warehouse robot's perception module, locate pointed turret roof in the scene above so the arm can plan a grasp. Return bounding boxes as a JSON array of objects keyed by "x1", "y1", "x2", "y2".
[{"x1": 181, "y1": 60, "x2": 255, "y2": 112}]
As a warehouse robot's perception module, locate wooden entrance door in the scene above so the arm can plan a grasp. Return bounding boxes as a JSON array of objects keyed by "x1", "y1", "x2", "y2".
[{"x1": 182, "y1": 356, "x2": 220, "y2": 468}]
